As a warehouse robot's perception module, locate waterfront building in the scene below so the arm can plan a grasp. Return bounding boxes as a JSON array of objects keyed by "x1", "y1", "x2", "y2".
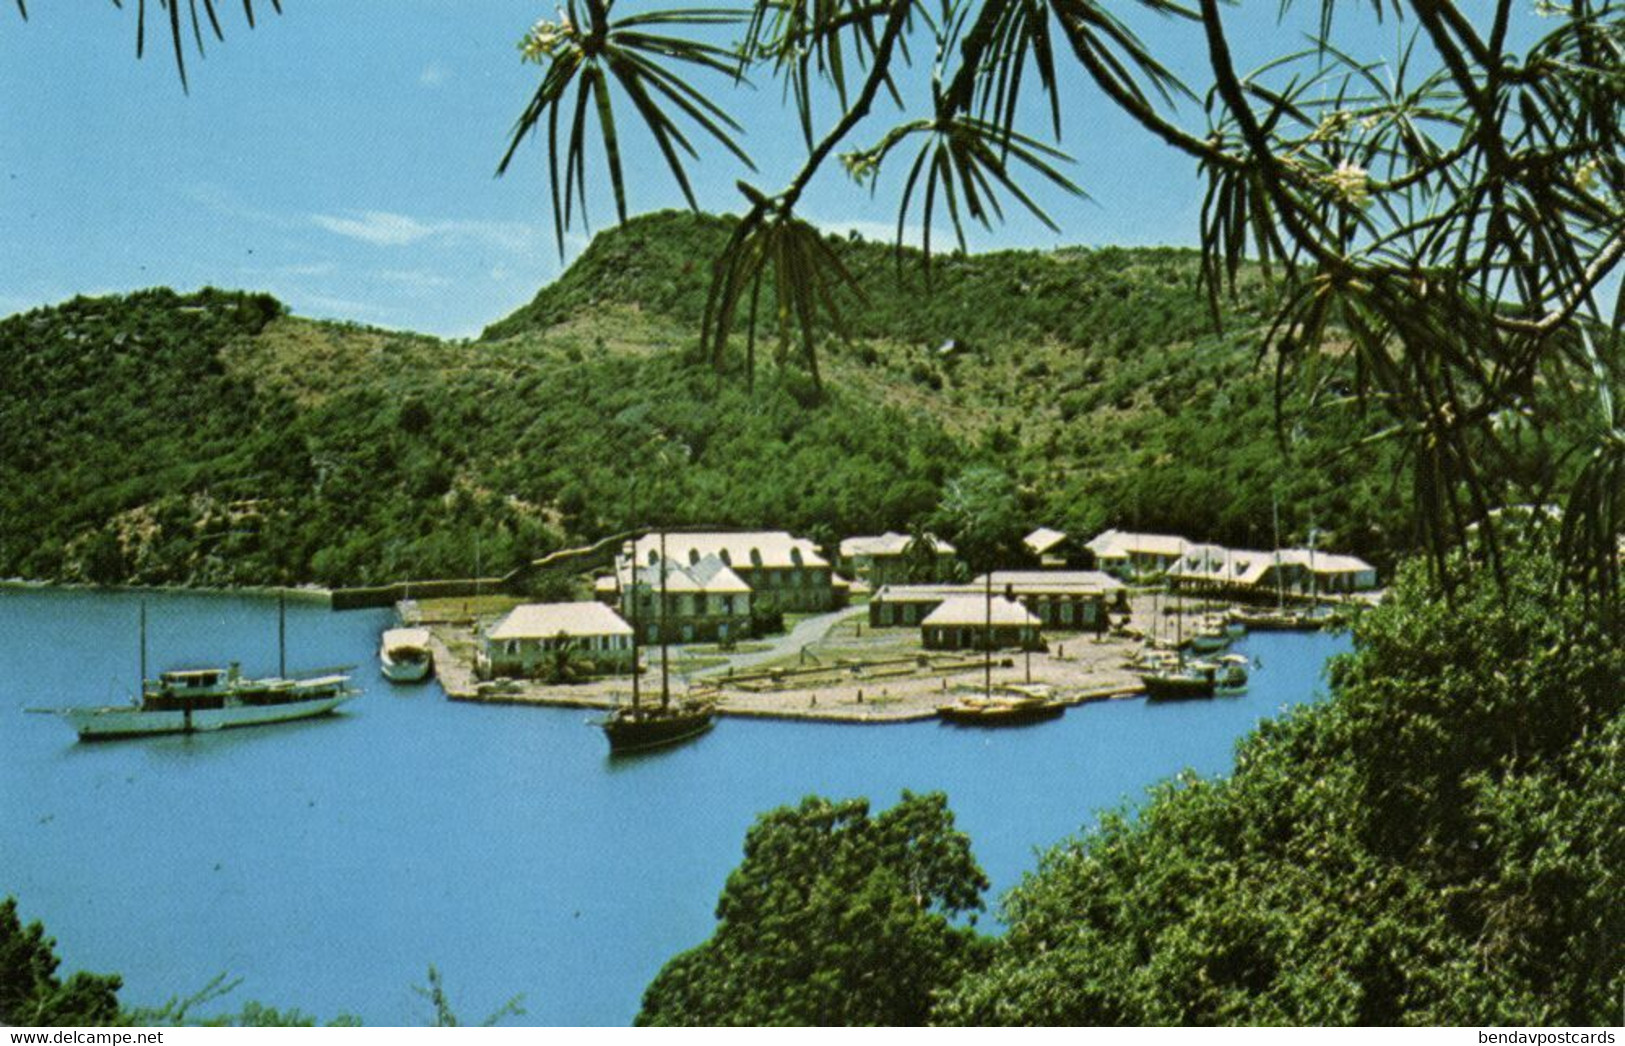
[
  {"x1": 839, "y1": 531, "x2": 958, "y2": 585},
  {"x1": 607, "y1": 553, "x2": 753, "y2": 643},
  {"x1": 870, "y1": 571, "x2": 1122, "y2": 631},
  {"x1": 621, "y1": 530, "x2": 840, "y2": 613},
  {"x1": 1085, "y1": 529, "x2": 1190, "y2": 578},
  {"x1": 920, "y1": 595, "x2": 1043, "y2": 651},
  {"x1": 481, "y1": 601, "x2": 635, "y2": 678}
]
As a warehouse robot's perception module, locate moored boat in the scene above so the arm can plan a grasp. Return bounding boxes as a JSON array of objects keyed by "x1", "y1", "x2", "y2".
[
  {"x1": 379, "y1": 627, "x2": 435, "y2": 683},
  {"x1": 938, "y1": 686, "x2": 1065, "y2": 727},
  {"x1": 1225, "y1": 607, "x2": 1322, "y2": 632},
  {"x1": 1139, "y1": 665, "x2": 1217, "y2": 700},
  {"x1": 45, "y1": 665, "x2": 360, "y2": 741},
  {"x1": 601, "y1": 700, "x2": 715, "y2": 753},
  {"x1": 1213, "y1": 653, "x2": 1250, "y2": 693}
]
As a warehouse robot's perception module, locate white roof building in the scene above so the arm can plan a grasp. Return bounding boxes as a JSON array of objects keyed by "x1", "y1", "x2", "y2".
[
  {"x1": 1086, "y1": 529, "x2": 1191, "y2": 562},
  {"x1": 921, "y1": 595, "x2": 1042, "y2": 628},
  {"x1": 1023, "y1": 527, "x2": 1069, "y2": 557},
  {"x1": 488, "y1": 602, "x2": 634, "y2": 642},
  {"x1": 840, "y1": 531, "x2": 956, "y2": 559},
  {"x1": 976, "y1": 570, "x2": 1126, "y2": 593},
  {"x1": 627, "y1": 530, "x2": 829, "y2": 571}
]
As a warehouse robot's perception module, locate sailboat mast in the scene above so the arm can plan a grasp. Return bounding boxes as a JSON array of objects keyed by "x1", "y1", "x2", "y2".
[
  {"x1": 984, "y1": 569, "x2": 993, "y2": 699},
  {"x1": 1272, "y1": 495, "x2": 1284, "y2": 613},
  {"x1": 278, "y1": 590, "x2": 287, "y2": 677},
  {"x1": 659, "y1": 529, "x2": 671, "y2": 710},
  {"x1": 139, "y1": 600, "x2": 147, "y2": 693},
  {"x1": 629, "y1": 483, "x2": 641, "y2": 712}
]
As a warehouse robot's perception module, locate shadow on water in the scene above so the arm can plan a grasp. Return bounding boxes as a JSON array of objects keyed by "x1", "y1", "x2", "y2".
[{"x1": 57, "y1": 707, "x2": 365, "y2": 764}]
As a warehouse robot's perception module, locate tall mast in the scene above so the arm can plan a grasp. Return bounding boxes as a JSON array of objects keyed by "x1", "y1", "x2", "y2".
[
  {"x1": 1272, "y1": 494, "x2": 1284, "y2": 613},
  {"x1": 983, "y1": 569, "x2": 993, "y2": 699},
  {"x1": 139, "y1": 600, "x2": 147, "y2": 694},
  {"x1": 278, "y1": 590, "x2": 287, "y2": 677},
  {"x1": 1175, "y1": 540, "x2": 1185, "y2": 651},
  {"x1": 629, "y1": 484, "x2": 641, "y2": 713},
  {"x1": 659, "y1": 529, "x2": 671, "y2": 710},
  {"x1": 1309, "y1": 522, "x2": 1319, "y2": 610}
]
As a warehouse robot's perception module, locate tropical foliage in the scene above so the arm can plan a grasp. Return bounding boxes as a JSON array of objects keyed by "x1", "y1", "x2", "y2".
[
  {"x1": 642, "y1": 547, "x2": 1623, "y2": 1025},
  {"x1": 636, "y1": 792, "x2": 990, "y2": 1026},
  {"x1": 0, "y1": 223, "x2": 1427, "y2": 588},
  {"x1": 486, "y1": 0, "x2": 1624, "y2": 599}
]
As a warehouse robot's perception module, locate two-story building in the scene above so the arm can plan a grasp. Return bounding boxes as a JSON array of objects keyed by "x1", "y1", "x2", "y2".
[
  {"x1": 623, "y1": 530, "x2": 841, "y2": 613},
  {"x1": 839, "y1": 531, "x2": 958, "y2": 586},
  {"x1": 609, "y1": 553, "x2": 754, "y2": 644}
]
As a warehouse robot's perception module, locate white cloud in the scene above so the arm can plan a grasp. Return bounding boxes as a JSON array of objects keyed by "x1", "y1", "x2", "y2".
[
  {"x1": 419, "y1": 62, "x2": 450, "y2": 88},
  {"x1": 310, "y1": 210, "x2": 543, "y2": 253},
  {"x1": 312, "y1": 210, "x2": 438, "y2": 247},
  {"x1": 372, "y1": 268, "x2": 454, "y2": 290}
]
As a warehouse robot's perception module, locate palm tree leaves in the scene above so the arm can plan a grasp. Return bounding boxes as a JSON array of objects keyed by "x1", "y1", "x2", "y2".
[
  {"x1": 500, "y1": 0, "x2": 754, "y2": 256},
  {"x1": 740, "y1": 0, "x2": 907, "y2": 146},
  {"x1": 845, "y1": 112, "x2": 1081, "y2": 260},
  {"x1": 702, "y1": 192, "x2": 864, "y2": 389},
  {"x1": 104, "y1": 0, "x2": 281, "y2": 92}
]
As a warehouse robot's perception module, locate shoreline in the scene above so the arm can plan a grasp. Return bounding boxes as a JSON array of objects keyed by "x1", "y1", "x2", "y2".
[
  {"x1": 426, "y1": 616, "x2": 1160, "y2": 725},
  {"x1": 0, "y1": 578, "x2": 335, "y2": 602}
]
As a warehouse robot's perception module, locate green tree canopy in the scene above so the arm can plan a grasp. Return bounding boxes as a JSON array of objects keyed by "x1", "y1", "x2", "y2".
[
  {"x1": 0, "y1": 898, "x2": 122, "y2": 1027},
  {"x1": 636, "y1": 791, "x2": 990, "y2": 1026},
  {"x1": 934, "y1": 546, "x2": 1624, "y2": 1025}
]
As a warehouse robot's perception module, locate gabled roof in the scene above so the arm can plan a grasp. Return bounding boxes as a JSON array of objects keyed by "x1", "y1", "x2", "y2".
[
  {"x1": 1086, "y1": 529, "x2": 1190, "y2": 559},
  {"x1": 977, "y1": 570, "x2": 1125, "y2": 592},
  {"x1": 840, "y1": 531, "x2": 956, "y2": 558},
  {"x1": 618, "y1": 553, "x2": 751, "y2": 594},
  {"x1": 1023, "y1": 527, "x2": 1069, "y2": 555},
  {"x1": 627, "y1": 530, "x2": 828, "y2": 570},
  {"x1": 922, "y1": 595, "x2": 1041, "y2": 628},
  {"x1": 490, "y1": 602, "x2": 633, "y2": 640}
]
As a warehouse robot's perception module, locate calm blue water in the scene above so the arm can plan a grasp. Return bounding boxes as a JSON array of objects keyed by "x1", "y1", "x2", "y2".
[{"x1": 0, "y1": 586, "x2": 1351, "y2": 1025}]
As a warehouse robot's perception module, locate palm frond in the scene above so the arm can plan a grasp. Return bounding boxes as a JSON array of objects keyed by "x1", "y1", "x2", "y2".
[
  {"x1": 703, "y1": 199, "x2": 864, "y2": 390},
  {"x1": 501, "y1": 2, "x2": 754, "y2": 256}
]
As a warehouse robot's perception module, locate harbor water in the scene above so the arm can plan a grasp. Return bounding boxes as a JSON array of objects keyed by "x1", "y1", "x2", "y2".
[{"x1": 0, "y1": 586, "x2": 1352, "y2": 1025}]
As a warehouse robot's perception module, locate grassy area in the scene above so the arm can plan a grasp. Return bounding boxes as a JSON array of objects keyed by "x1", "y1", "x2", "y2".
[
  {"x1": 411, "y1": 594, "x2": 525, "y2": 624},
  {"x1": 682, "y1": 642, "x2": 774, "y2": 655}
]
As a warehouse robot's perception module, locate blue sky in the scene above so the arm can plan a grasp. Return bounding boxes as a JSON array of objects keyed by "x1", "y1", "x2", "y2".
[{"x1": 3, "y1": 2, "x2": 1438, "y2": 336}]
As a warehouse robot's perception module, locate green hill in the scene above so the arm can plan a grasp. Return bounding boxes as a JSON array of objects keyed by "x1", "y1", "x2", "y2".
[{"x1": 0, "y1": 212, "x2": 1405, "y2": 588}]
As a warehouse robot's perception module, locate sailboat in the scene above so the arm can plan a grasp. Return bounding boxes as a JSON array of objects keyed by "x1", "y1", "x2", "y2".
[
  {"x1": 34, "y1": 596, "x2": 360, "y2": 741},
  {"x1": 937, "y1": 573, "x2": 1064, "y2": 726},
  {"x1": 1227, "y1": 496, "x2": 1321, "y2": 631},
  {"x1": 599, "y1": 528, "x2": 715, "y2": 754}
]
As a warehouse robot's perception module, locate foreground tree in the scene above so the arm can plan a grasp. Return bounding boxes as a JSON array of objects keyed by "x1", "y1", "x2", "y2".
[
  {"x1": 636, "y1": 792, "x2": 990, "y2": 1026},
  {"x1": 934, "y1": 545, "x2": 1623, "y2": 1025},
  {"x1": 0, "y1": 898, "x2": 122, "y2": 1026}
]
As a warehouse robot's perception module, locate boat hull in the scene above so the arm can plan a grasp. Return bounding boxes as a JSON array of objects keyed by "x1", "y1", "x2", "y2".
[
  {"x1": 601, "y1": 709, "x2": 715, "y2": 754},
  {"x1": 938, "y1": 701, "x2": 1064, "y2": 726},
  {"x1": 380, "y1": 654, "x2": 434, "y2": 684},
  {"x1": 1140, "y1": 674, "x2": 1217, "y2": 700},
  {"x1": 63, "y1": 693, "x2": 355, "y2": 740}
]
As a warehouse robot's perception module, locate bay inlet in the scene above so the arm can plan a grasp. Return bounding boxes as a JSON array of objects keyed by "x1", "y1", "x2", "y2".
[{"x1": 1, "y1": 585, "x2": 1351, "y2": 1025}]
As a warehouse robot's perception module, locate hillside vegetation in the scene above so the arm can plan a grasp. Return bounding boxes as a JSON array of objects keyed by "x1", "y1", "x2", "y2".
[{"x1": 1, "y1": 212, "x2": 1409, "y2": 588}]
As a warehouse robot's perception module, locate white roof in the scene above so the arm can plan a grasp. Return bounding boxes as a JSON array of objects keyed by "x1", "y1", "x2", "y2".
[
  {"x1": 1169, "y1": 546, "x2": 1376, "y2": 585},
  {"x1": 381, "y1": 627, "x2": 432, "y2": 649},
  {"x1": 922, "y1": 595, "x2": 1041, "y2": 628},
  {"x1": 840, "y1": 531, "x2": 955, "y2": 558},
  {"x1": 618, "y1": 553, "x2": 752, "y2": 594},
  {"x1": 489, "y1": 602, "x2": 633, "y2": 640},
  {"x1": 1023, "y1": 527, "x2": 1068, "y2": 555},
  {"x1": 628, "y1": 530, "x2": 828, "y2": 570},
  {"x1": 1086, "y1": 529, "x2": 1190, "y2": 559},
  {"x1": 977, "y1": 570, "x2": 1125, "y2": 592}
]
